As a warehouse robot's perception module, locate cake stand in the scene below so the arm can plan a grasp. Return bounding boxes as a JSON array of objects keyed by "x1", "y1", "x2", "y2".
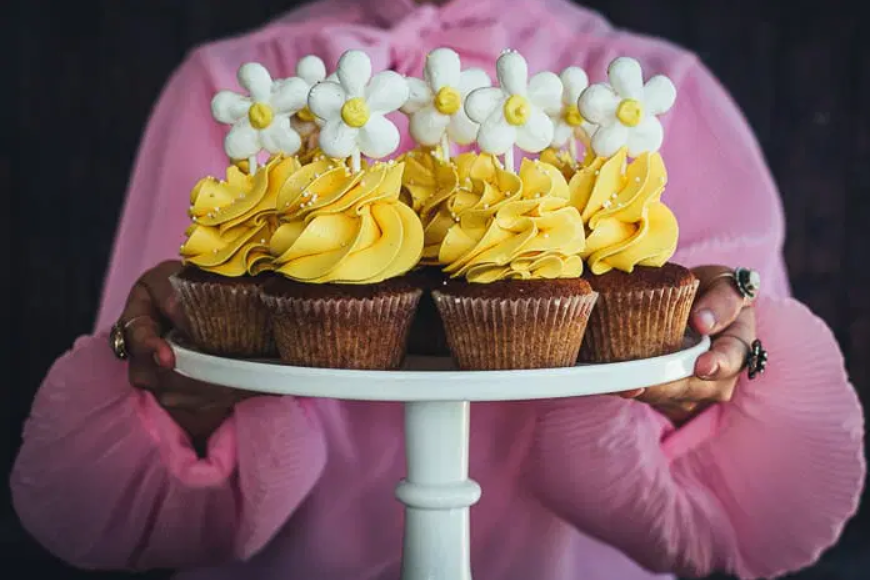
[{"x1": 171, "y1": 333, "x2": 710, "y2": 580}]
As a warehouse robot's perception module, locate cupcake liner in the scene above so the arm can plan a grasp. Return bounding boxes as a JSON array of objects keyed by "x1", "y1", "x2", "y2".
[
  {"x1": 578, "y1": 279, "x2": 700, "y2": 363},
  {"x1": 169, "y1": 274, "x2": 275, "y2": 358},
  {"x1": 262, "y1": 290, "x2": 422, "y2": 369},
  {"x1": 432, "y1": 291, "x2": 598, "y2": 370}
]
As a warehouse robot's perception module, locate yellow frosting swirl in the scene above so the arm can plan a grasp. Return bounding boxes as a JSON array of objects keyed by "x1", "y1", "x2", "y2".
[
  {"x1": 398, "y1": 147, "x2": 458, "y2": 213},
  {"x1": 436, "y1": 156, "x2": 586, "y2": 283},
  {"x1": 180, "y1": 155, "x2": 300, "y2": 276},
  {"x1": 415, "y1": 152, "x2": 508, "y2": 264},
  {"x1": 568, "y1": 148, "x2": 678, "y2": 275},
  {"x1": 270, "y1": 159, "x2": 424, "y2": 284}
]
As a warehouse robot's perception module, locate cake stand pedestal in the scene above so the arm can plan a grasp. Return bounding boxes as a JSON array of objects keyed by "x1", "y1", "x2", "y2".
[{"x1": 171, "y1": 333, "x2": 709, "y2": 580}]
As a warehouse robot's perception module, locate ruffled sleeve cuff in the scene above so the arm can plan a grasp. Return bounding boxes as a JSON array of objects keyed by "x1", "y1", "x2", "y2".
[{"x1": 664, "y1": 296, "x2": 865, "y2": 578}]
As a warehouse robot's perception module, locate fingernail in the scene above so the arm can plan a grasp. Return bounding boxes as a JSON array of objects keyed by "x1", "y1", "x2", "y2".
[
  {"x1": 153, "y1": 352, "x2": 164, "y2": 367},
  {"x1": 698, "y1": 362, "x2": 719, "y2": 380},
  {"x1": 695, "y1": 309, "x2": 716, "y2": 333}
]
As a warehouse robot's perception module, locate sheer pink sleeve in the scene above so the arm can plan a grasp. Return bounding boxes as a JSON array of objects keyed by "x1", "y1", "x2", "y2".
[
  {"x1": 11, "y1": 334, "x2": 327, "y2": 570},
  {"x1": 524, "y1": 60, "x2": 865, "y2": 579},
  {"x1": 12, "y1": 51, "x2": 329, "y2": 570}
]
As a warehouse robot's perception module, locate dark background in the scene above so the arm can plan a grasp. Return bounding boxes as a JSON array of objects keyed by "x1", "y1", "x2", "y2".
[{"x1": 3, "y1": 0, "x2": 869, "y2": 578}]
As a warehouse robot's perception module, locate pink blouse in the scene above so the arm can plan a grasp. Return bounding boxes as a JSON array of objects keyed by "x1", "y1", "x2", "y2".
[{"x1": 11, "y1": 1, "x2": 865, "y2": 579}]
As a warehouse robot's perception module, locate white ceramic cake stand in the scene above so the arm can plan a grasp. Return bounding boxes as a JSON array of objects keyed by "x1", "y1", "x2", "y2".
[{"x1": 171, "y1": 333, "x2": 709, "y2": 580}]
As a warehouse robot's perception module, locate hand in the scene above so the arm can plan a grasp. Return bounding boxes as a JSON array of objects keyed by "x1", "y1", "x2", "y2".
[
  {"x1": 618, "y1": 265, "x2": 756, "y2": 424},
  {"x1": 119, "y1": 260, "x2": 260, "y2": 449}
]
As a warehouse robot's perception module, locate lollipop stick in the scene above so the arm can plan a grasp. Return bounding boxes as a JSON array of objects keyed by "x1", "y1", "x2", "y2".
[
  {"x1": 504, "y1": 147, "x2": 515, "y2": 173},
  {"x1": 568, "y1": 139, "x2": 578, "y2": 163},
  {"x1": 351, "y1": 150, "x2": 361, "y2": 174},
  {"x1": 248, "y1": 155, "x2": 258, "y2": 175},
  {"x1": 440, "y1": 135, "x2": 451, "y2": 163}
]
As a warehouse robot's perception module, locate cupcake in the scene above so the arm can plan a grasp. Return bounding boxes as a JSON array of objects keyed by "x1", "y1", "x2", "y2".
[
  {"x1": 430, "y1": 157, "x2": 597, "y2": 370},
  {"x1": 399, "y1": 49, "x2": 599, "y2": 369},
  {"x1": 170, "y1": 60, "x2": 325, "y2": 357},
  {"x1": 570, "y1": 56, "x2": 699, "y2": 362},
  {"x1": 262, "y1": 50, "x2": 424, "y2": 370},
  {"x1": 173, "y1": 154, "x2": 303, "y2": 357}
]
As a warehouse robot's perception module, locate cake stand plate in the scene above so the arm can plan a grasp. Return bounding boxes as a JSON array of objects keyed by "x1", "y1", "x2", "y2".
[{"x1": 170, "y1": 333, "x2": 710, "y2": 580}]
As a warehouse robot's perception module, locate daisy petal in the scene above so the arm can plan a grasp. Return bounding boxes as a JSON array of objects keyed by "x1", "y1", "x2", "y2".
[
  {"x1": 497, "y1": 50, "x2": 528, "y2": 95},
  {"x1": 260, "y1": 116, "x2": 302, "y2": 154},
  {"x1": 528, "y1": 71, "x2": 563, "y2": 116},
  {"x1": 644, "y1": 75, "x2": 677, "y2": 116},
  {"x1": 458, "y1": 68, "x2": 492, "y2": 95},
  {"x1": 337, "y1": 50, "x2": 371, "y2": 98},
  {"x1": 238, "y1": 63, "x2": 273, "y2": 102},
  {"x1": 447, "y1": 109, "x2": 480, "y2": 145},
  {"x1": 410, "y1": 106, "x2": 450, "y2": 146},
  {"x1": 308, "y1": 81, "x2": 346, "y2": 121},
  {"x1": 607, "y1": 57, "x2": 644, "y2": 99},
  {"x1": 224, "y1": 123, "x2": 260, "y2": 160},
  {"x1": 425, "y1": 47, "x2": 461, "y2": 91},
  {"x1": 578, "y1": 121, "x2": 596, "y2": 144},
  {"x1": 320, "y1": 119, "x2": 358, "y2": 159},
  {"x1": 359, "y1": 114, "x2": 400, "y2": 158},
  {"x1": 626, "y1": 116, "x2": 664, "y2": 157},
  {"x1": 591, "y1": 123, "x2": 629, "y2": 158},
  {"x1": 464, "y1": 87, "x2": 505, "y2": 124},
  {"x1": 560, "y1": 66, "x2": 589, "y2": 103},
  {"x1": 578, "y1": 84, "x2": 620, "y2": 126},
  {"x1": 401, "y1": 78, "x2": 434, "y2": 114},
  {"x1": 271, "y1": 77, "x2": 309, "y2": 114},
  {"x1": 296, "y1": 55, "x2": 326, "y2": 84},
  {"x1": 551, "y1": 122, "x2": 573, "y2": 148},
  {"x1": 515, "y1": 107, "x2": 554, "y2": 153},
  {"x1": 211, "y1": 91, "x2": 251, "y2": 124},
  {"x1": 365, "y1": 71, "x2": 410, "y2": 114},
  {"x1": 477, "y1": 109, "x2": 516, "y2": 155}
]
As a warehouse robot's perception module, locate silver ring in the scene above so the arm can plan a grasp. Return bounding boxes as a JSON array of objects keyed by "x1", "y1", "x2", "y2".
[{"x1": 708, "y1": 267, "x2": 761, "y2": 302}]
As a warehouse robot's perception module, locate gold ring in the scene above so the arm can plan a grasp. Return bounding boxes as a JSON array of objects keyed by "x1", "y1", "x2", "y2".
[{"x1": 109, "y1": 315, "x2": 154, "y2": 360}]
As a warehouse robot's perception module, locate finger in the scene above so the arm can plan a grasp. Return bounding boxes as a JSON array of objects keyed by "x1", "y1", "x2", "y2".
[
  {"x1": 614, "y1": 388, "x2": 645, "y2": 399},
  {"x1": 128, "y1": 358, "x2": 159, "y2": 392},
  {"x1": 701, "y1": 307, "x2": 756, "y2": 381},
  {"x1": 634, "y1": 379, "x2": 691, "y2": 405},
  {"x1": 139, "y1": 261, "x2": 188, "y2": 333},
  {"x1": 690, "y1": 267, "x2": 746, "y2": 335},
  {"x1": 637, "y1": 376, "x2": 735, "y2": 406},
  {"x1": 160, "y1": 371, "x2": 240, "y2": 404}
]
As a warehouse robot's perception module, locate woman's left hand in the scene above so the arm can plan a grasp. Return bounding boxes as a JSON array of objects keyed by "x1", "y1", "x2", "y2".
[{"x1": 619, "y1": 265, "x2": 756, "y2": 424}]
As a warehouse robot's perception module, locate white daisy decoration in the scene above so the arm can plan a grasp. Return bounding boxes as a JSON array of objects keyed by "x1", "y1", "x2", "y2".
[
  {"x1": 211, "y1": 62, "x2": 309, "y2": 170},
  {"x1": 287, "y1": 55, "x2": 328, "y2": 138},
  {"x1": 577, "y1": 56, "x2": 677, "y2": 158},
  {"x1": 308, "y1": 50, "x2": 409, "y2": 170},
  {"x1": 400, "y1": 47, "x2": 491, "y2": 154},
  {"x1": 464, "y1": 50, "x2": 562, "y2": 169},
  {"x1": 550, "y1": 66, "x2": 597, "y2": 152}
]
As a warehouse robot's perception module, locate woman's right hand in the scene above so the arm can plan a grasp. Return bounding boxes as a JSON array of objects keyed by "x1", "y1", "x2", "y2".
[{"x1": 119, "y1": 260, "x2": 258, "y2": 450}]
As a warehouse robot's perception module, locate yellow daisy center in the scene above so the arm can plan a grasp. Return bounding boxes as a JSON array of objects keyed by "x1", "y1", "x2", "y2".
[
  {"x1": 248, "y1": 102, "x2": 274, "y2": 130},
  {"x1": 434, "y1": 86, "x2": 462, "y2": 115},
  {"x1": 504, "y1": 94, "x2": 530, "y2": 126},
  {"x1": 341, "y1": 97, "x2": 370, "y2": 128},
  {"x1": 297, "y1": 106, "x2": 316, "y2": 123},
  {"x1": 563, "y1": 104, "x2": 584, "y2": 127},
  {"x1": 616, "y1": 98, "x2": 644, "y2": 127}
]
